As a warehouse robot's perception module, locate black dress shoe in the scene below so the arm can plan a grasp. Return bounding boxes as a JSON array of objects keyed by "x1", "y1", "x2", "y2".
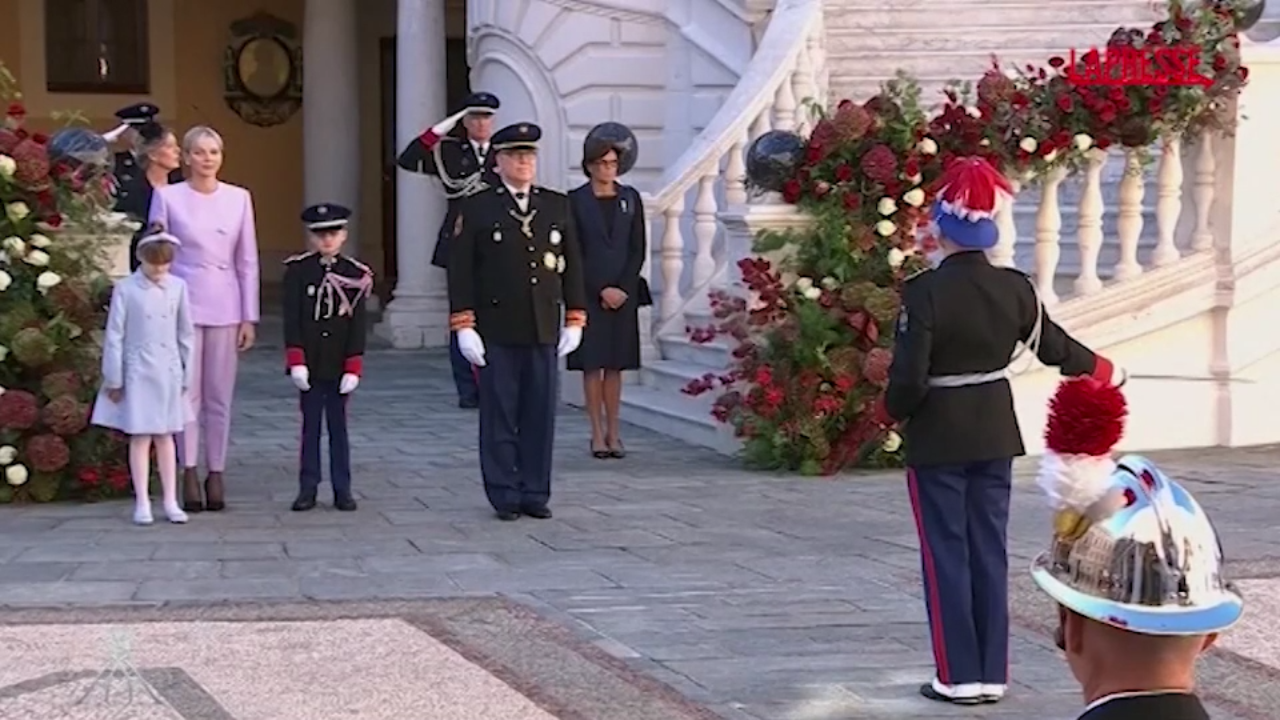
[
  {"x1": 459, "y1": 397, "x2": 479, "y2": 409},
  {"x1": 495, "y1": 510, "x2": 520, "y2": 521},
  {"x1": 918, "y1": 683, "x2": 982, "y2": 705},
  {"x1": 521, "y1": 506, "x2": 552, "y2": 519},
  {"x1": 334, "y1": 496, "x2": 358, "y2": 512},
  {"x1": 291, "y1": 495, "x2": 317, "y2": 512}
]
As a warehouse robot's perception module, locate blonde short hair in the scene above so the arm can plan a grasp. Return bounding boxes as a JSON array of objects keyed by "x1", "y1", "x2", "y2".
[
  {"x1": 131, "y1": 126, "x2": 175, "y2": 170},
  {"x1": 182, "y1": 125, "x2": 224, "y2": 155}
]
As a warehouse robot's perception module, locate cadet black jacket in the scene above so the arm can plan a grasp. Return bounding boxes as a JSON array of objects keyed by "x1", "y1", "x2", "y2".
[
  {"x1": 396, "y1": 133, "x2": 499, "y2": 268},
  {"x1": 282, "y1": 252, "x2": 371, "y2": 381},
  {"x1": 448, "y1": 185, "x2": 588, "y2": 346},
  {"x1": 1078, "y1": 692, "x2": 1210, "y2": 720},
  {"x1": 886, "y1": 251, "x2": 1107, "y2": 467}
]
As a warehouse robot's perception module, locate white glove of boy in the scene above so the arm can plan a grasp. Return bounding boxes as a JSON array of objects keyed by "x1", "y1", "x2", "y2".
[
  {"x1": 456, "y1": 328, "x2": 487, "y2": 367},
  {"x1": 430, "y1": 109, "x2": 471, "y2": 139},
  {"x1": 290, "y1": 365, "x2": 310, "y2": 391},
  {"x1": 339, "y1": 373, "x2": 360, "y2": 394},
  {"x1": 557, "y1": 326, "x2": 583, "y2": 357}
]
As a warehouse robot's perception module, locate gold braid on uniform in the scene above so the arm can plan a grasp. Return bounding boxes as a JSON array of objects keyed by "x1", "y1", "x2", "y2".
[
  {"x1": 564, "y1": 310, "x2": 587, "y2": 328},
  {"x1": 449, "y1": 310, "x2": 476, "y2": 331},
  {"x1": 432, "y1": 141, "x2": 490, "y2": 200}
]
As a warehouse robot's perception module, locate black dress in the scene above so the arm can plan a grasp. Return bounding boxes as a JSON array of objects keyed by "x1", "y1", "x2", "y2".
[{"x1": 565, "y1": 183, "x2": 645, "y2": 372}]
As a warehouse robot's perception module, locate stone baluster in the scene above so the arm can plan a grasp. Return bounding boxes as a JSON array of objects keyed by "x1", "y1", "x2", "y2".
[
  {"x1": 691, "y1": 174, "x2": 719, "y2": 288},
  {"x1": 724, "y1": 131, "x2": 749, "y2": 206},
  {"x1": 750, "y1": 106, "x2": 771, "y2": 142},
  {"x1": 1073, "y1": 149, "x2": 1107, "y2": 295},
  {"x1": 807, "y1": 30, "x2": 828, "y2": 108},
  {"x1": 988, "y1": 180, "x2": 1020, "y2": 268},
  {"x1": 1114, "y1": 149, "x2": 1145, "y2": 280},
  {"x1": 792, "y1": 43, "x2": 816, "y2": 134},
  {"x1": 1191, "y1": 132, "x2": 1215, "y2": 251},
  {"x1": 1152, "y1": 134, "x2": 1183, "y2": 266},
  {"x1": 1034, "y1": 166, "x2": 1067, "y2": 306},
  {"x1": 659, "y1": 199, "x2": 686, "y2": 321},
  {"x1": 773, "y1": 69, "x2": 797, "y2": 132}
]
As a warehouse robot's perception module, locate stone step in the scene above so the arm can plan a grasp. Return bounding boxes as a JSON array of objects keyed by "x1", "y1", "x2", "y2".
[
  {"x1": 640, "y1": 358, "x2": 722, "y2": 399},
  {"x1": 657, "y1": 333, "x2": 734, "y2": 369},
  {"x1": 824, "y1": 0, "x2": 1155, "y2": 29},
  {"x1": 618, "y1": 383, "x2": 739, "y2": 455}
]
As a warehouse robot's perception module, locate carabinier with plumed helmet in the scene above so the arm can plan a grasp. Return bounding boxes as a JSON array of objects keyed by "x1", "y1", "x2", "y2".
[
  {"x1": 282, "y1": 203, "x2": 373, "y2": 513},
  {"x1": 884, "y1": 157, "x2": 1126, "y2": 706},
  {"x1": 1030, "y1": 376, "x2": 1241, "y2": 719},
  {"x1": 397, "y1": 91, "x2": 501, "y2": 409}
]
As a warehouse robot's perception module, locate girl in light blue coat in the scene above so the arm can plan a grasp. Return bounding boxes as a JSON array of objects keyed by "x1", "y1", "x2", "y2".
[{"x1": 92, "y1": 227, "x2": 196, "y2": 525}]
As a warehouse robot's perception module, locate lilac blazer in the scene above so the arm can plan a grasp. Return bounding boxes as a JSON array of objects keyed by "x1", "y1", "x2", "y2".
[{"x1": 148, "y1": 181, "x2": 260, "y2": 327}]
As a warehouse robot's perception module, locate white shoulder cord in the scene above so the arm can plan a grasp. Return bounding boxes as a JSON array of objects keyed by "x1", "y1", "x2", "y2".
[
  {"x1": 431, "y1": 141, "x2": 489, "y2": 200},
  {"x1": 1007, "y1": 274, "x2": 1045, "y2": 377}
]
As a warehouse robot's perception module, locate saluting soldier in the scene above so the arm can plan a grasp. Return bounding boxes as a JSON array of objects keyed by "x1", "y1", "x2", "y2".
[
  {"x1": 107, "y1": 103, "x2": 185, "y2": 272},
  {"x1": 885, "y1": 157, "x2": 1124, "y2": 706},
  {"x1": 398, "y1": 91, "x2": 501, "y2": 409},
  {"x1": 448, "y1": 122, "x2": 587, "y2": 521},
  {"x1": 282, "y1": 204, "x2": 374, "y2": 513}
]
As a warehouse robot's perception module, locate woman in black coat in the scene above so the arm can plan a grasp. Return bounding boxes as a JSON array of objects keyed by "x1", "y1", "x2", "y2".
[
  {"x1": 113, "y1": 122, "x2": 183, "y2": 271},
  {"x1": 567, "y1": 140, "x2": 646, "y2": 458}
]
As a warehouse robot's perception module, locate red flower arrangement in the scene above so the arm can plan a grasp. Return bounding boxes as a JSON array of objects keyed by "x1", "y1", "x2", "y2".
[{"x1": 684, "y1": 1, "x2": 1248, "y2": 475}]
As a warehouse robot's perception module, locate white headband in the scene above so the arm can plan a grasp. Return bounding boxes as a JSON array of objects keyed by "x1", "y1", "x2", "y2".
[{"x1": 136, "y1": 231, "x2": 181, "y2": 250}]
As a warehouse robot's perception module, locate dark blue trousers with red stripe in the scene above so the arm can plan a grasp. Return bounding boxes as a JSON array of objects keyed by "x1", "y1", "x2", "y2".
[{"x1": 906, "y1": 458, "x2": 1012, "y2": 688}]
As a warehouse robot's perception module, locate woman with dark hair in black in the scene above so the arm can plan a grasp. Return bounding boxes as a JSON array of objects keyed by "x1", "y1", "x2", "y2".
[{"x1": 567, "y1": 127, "x2": 648, "y2": 458}]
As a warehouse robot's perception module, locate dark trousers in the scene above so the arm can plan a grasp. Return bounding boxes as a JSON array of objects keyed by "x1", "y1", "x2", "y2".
[
  {"x1": 449, "y1": 331, "x2": 479, "y2": 404},
  {"x1": 298, "y1": 379, "x2": 352, "y2": 499},
  {"x1": 906, "y1": 458, "x2": 1012, "y2": 687},
  {"x1": 477, "y1": 343, "x2": 558, "y2": 512}
]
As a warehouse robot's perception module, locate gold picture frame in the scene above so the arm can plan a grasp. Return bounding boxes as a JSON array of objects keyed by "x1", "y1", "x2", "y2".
[{"x1": 223, "y1": 12, "x2": 303, "y2": 127}]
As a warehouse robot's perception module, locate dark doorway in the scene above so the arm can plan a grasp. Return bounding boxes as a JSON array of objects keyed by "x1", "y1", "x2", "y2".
[{"x1": 378, "y1": 37, "x2": 471, "y2": 302}]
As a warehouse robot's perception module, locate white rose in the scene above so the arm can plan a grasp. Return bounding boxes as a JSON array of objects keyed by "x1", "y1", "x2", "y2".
[
  {"x1": 882, "y1": 430, "x2": 903, "y2": 453},
  {"x1": 1043, "y1": 149, "x2": 1059, "y2": 163},
  {"x1": 795, "y1": 277, "x2": 814, "y2": 292},
  {"x1": 887, "y1": 248, "x2": 906, "y2": 268},
  {"x1": 0, "y1": 445, "x2": 14, "y2": 465},
  {"x1": 902, "y1": 188, "x2": 926, "y2": 207},
  {"x1": 2, "y1": 236, "x2": 23, "y2": 254},
  {"x1": 1019, "y1": 137, "x2": 1038, "y2": 153},
  {"x1": 0, "y1": 345, "x2": 7, "y2": 362},
  {"x1": 0, "y1": 154, "x2": 15, "y2": 180},
  {"x1": 908, "y1": 173, "x2": 923, "y2": 185},
  {"x1": 6, "y1": 202, "x2": 29, "y2": 222},
  {"x1": 36, "y1": 271, "x2": 61, "y2": 293},
  {"x1": 979, "y1": 138, "x2": 991, "y2": 147},
  {"x1": 24, "y1": 249, "x2": 50, "y2": 267},
  {"x1": 918, "y1": 137, "x2": 938, "y2": 155},
  {"x1": 877, "y1": 197, "x2": 897, "y2": 216},
  {"x1": 5, "y1": 463, "x2": 28, "y2": 486},
  {"x1": 0, "y1": 269, "x2": 11, "y2": 292},
  {"x1": 1073, "y1": 133, "x2": 1094, "y2": 151},
  {"x1": 27, "y1": 233, "x2": 51, "y2": 249},
  {"x1": 801, "y1": 286, "x2": 822, "y2": 301},
  {"x1": 820, "y1": 276, "x2": 839, "y2": 290},
  {"x1": 965, "y1": 106, "x2": 982, "y2": 119},
  {"x1": 875, "y1": 220, "x2": 896, "y2": 237}
]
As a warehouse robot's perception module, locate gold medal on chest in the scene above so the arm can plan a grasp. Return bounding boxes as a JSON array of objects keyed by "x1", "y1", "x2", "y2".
[
  {"x1": 550, "y1": 229, "x2": 561, "y2": 246},
  {"x1": 509, "y1": 208, "x2": 538, "y2": 239},
  {"x1": 543, "y1": 251, "x2": 557, "y2": 270},
  {"x1": 556, "y1": 256, "x2": 566, "y2": 274}
]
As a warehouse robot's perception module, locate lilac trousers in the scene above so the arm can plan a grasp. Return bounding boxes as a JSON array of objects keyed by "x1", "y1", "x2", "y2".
[{"x1": 180, "y1": 325, "x2": 239, "y2": 472}]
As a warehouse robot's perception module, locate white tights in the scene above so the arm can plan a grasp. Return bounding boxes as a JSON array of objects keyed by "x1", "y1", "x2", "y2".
[{"x1": 129, "y1": 434, "x2": 180, "y2": 512}]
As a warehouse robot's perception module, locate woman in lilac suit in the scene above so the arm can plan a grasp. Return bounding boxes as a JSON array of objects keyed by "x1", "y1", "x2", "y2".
[{"x1": 149, "y1": 125, "x2": 260, "y2": 512}]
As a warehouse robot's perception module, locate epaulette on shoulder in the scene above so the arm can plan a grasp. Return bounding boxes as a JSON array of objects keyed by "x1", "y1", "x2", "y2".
[
  {"x1": 343, "y1": 255, "x2": 374, "y2": 276},
  {"x1": 283, "y1": 250, "x2": 315, "y2": 265}
]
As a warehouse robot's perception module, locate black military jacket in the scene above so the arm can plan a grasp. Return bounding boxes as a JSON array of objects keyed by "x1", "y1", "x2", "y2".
[
  {"x1": 885, "y1": 251, "x2": 1100, "y2": 467},
  {"x1": 448, "y1": 185, "x2": 587, "y2": 346},
  {"x1": 113, "y1": 153, "x2": 182, "y2": 271},
  {"x1": 282, "y1": 252, "x2": 371, "y2": 382},
  {"x1": 1078, "y1": 692, "x2": 1210, "y2": 720},
  {"x1": 396, "y1": 135, "x2": 499, "y2": 268}
]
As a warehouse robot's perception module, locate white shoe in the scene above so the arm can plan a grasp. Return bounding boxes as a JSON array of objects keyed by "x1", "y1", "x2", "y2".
[
  {"x1": 164, "y1": 505, "x2": 189, "y2": 524},
  {"x1": 133, "y1": 505, "x2": 154, "y2": 526}
]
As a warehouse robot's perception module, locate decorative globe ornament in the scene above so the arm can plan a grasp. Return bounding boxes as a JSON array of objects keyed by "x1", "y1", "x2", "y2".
[
  {"x1": 584, "y1": 122, "x2": 639, "y2": 176},
  {"x1": 1235, "y1": 0, "x2": 1266, "y2": 31},
  {"x1": 745, "y1": 130, "x2": 806, "y2": 193},
  {"x1": 47, "y1": 127, "x2": 113, "y2": 179}
]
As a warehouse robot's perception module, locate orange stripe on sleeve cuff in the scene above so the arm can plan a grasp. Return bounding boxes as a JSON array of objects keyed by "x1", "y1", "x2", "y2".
[
  {"x1": 449, "y1": 311, "x2": 476, "y2": 331},
  {"x1": 286, "y1": 347, "x2": 305, "y2": 368},
  {"x1": 564, "y1": 310, "x2": 587, "y2": 328}
]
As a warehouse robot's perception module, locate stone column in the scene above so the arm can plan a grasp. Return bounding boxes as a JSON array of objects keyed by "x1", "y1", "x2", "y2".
[
  {"x1": 303, "y1": 0, "x2": 360, "y2": 253},
  {"x1": 377, "y1": 0, "x2": 450, "y2": 348}
]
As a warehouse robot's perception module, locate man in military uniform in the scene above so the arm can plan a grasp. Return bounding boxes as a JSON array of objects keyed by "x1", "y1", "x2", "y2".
[
  {"x1": 398, "y1": 91, "x2": 501, "y2": 409},
  {"x1": 448, "y1": 122, "x2": 587, "y2": 521},
  {"x1": 107, "y1": 103, "x2": 185, "y2": 272},
  {"x1": 282, "y1": 204, "x2": 374, "y2": 513},
  {"x1": 885, "y1": 157, "x2": 1124, "y2": 706}
]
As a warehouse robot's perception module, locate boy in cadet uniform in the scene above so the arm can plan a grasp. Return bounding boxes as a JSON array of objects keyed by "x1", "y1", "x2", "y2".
[{"x1": 282, "y1": 204, "x2": 374, "y2": 512}]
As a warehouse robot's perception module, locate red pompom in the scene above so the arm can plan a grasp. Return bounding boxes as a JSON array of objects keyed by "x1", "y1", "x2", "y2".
[
  {"x1": 1044, "y1": 376, "x2": 1127, "y2": 457},
  {"x1": 932, "y1": 156, "x2": 1014, "y2": 217}
]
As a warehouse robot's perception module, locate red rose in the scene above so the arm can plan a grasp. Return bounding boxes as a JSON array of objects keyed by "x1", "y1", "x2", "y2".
[
  {"x1": 842, "y1": 192, "x2": 860, "y2": 211},
  {"x1": 5, "y1": 102, "x2": 24, "y2": 119},
  {"x1": 834, "y1": 163, "x2": 854, "y2": 182},
  {"x1": 78, "y1": 467, "x2": 102, "y2": 486},
  {"x1": 860, "y1": 144, "x2": 898, "y2": 184},
  {"x1": 1056, "y1": 95, "x2": 1073, "y2": 113},
  {"x1": 781, "y1": 179, "x2": 802, "y2": 204},
  {"x1": 1238, "y1": 66, "x2": 1250, "y2": 82}
]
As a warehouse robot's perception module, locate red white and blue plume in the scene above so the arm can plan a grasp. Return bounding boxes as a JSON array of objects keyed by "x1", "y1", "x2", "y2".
[
  {"x1": 1036, "y1": 376, "x2": 1129, "y2": 536},
  {"x1": 929, "y1": 157, "x2": 1014, "y2": 250}
]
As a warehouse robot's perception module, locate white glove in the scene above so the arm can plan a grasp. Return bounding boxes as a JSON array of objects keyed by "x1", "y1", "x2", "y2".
[
  {"x1": 430, "y1": 109, "x2": 470, "y2": 138},
  {"x1": 339, "y1": 373, "x2": 359, "y2": 394},
  {"x1": 290, "y1": 365, "x2": 310, "y2": 391},
  {"x1": 557, "y1": 326, "x2": 583, "y2": 357},
  {"x1": 456, "y1": 328, "x2": 487, "y2": 367}
]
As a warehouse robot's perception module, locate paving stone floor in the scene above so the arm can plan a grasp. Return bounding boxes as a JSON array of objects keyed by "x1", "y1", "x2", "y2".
[{"x1": 2, "y1": 345, "x2": 1279, "y2": 719}]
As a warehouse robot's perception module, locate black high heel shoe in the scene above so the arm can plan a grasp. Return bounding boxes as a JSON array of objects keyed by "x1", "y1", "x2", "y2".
[
  {"x1": 607, "y1": 438, "x2": 626, "y2": 459},
  {"x1": 590, "y1": 440, "x2": 610, "y2": 459}
]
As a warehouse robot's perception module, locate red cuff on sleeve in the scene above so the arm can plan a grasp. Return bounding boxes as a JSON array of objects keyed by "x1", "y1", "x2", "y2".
[
  {"x1": 1091, "y1": 355, "x2": 1115, "y2": 384},
  {"x1": 418, "y1": 129, "x2": 440, "y2": 148},
  {"x1": 344, "y1": 356, "x2": 363, "y2": 377},
  {"x1": 286, "y1": 347, "x2": 305, "y2": 368}
]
